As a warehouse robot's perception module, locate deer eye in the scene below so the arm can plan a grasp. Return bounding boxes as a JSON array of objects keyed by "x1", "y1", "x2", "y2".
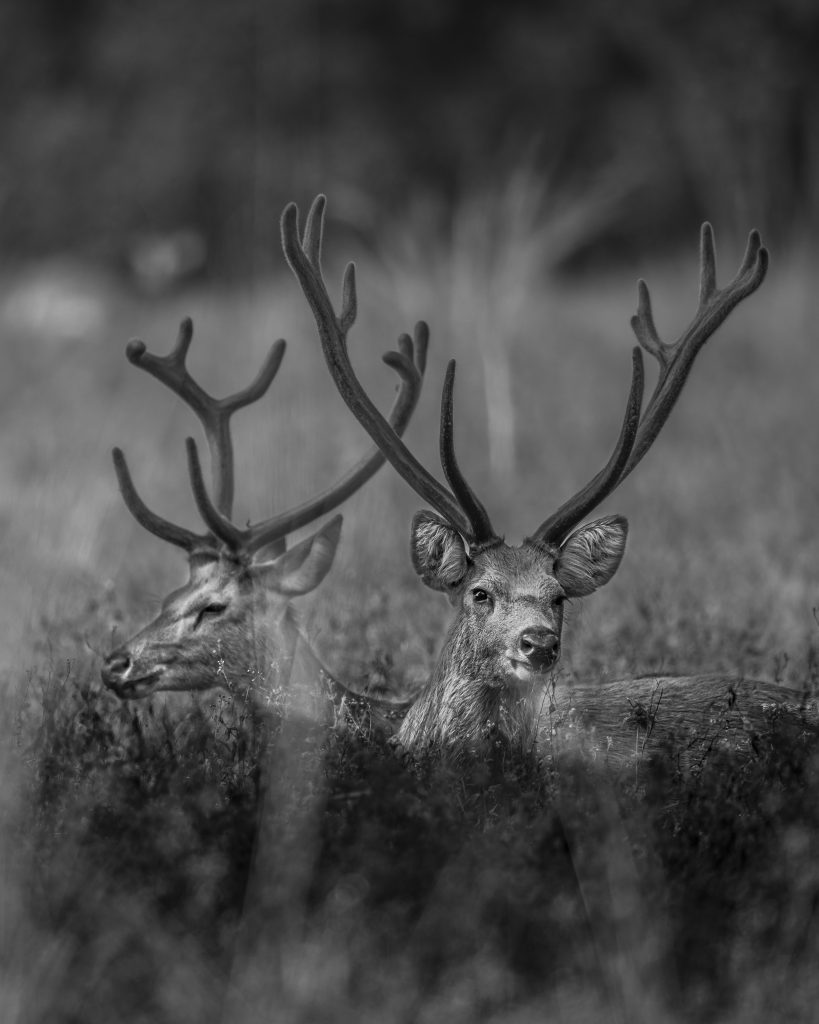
[
  {"x1": 193, "y1": 603, "x2": 227, "y2": 628},
  {"x1": 553, "y1": 594, "x2": 566, "y2": 607},
  {"x1": 472, "y1": 588, "x2": 492, "y2": 607}
]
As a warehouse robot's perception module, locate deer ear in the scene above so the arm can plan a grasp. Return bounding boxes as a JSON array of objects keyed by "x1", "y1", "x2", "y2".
[
  {"x1": 410, "y1": 510, "x2": 469, "y2": 592},
  {"x1": 555, "y1": 515, "x2": 628, "y2": 598},
  {"x1": 255, "y1": 515, "x2": 342, "y2": 596}
]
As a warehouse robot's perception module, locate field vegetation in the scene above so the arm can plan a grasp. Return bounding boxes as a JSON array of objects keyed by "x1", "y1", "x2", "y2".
[{"x1": 1, "y1": 184, "x2": 818, "y2": 1022}]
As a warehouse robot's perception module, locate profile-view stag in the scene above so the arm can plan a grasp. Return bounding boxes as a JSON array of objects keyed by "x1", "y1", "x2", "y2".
[
  {"x1": 101, "y1": 257, "x2": 426, "y2": 729},
  {"x1": 283, "y1": 195, "x2": 770, "y2": 756}
]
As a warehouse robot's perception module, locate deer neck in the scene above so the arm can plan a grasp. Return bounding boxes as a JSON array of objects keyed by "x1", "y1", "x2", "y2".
[{"x1": 397, "y1": 629, "x2": 541, "y2": 755}]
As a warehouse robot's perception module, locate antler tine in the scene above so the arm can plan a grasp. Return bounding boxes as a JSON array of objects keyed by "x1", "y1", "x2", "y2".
[
  {"x1": 281, "y1": 197, "x2": 472, "y2": 538},
  {"x1": 112, "y1": 447, "x2": 209, "y2": 553},
  {"x1": 440, "y1": 361, "x2": 497, "y2": 544},
  {"x1": 184, "y1": 438, "x2": 244, "y2": 551},
  {"x1": 531, "y1": 349, "x2": 645, "y2": 545},
  {"x1": 245, "y1": 322, "x2": 429, "y2": 553},
  {"x1": 699, "y1": 221, "x2": 718, "y2": 304},
  {"x1": 177, "y1": 319, "x2": 430, "y2": 557},
  {"x1": 619, "y1": 222, "x2": 768, "y2": 481},
  {"x1": 530, "y1": 223, "x2": 766, "y2": 547},
  {"x1": 302, "y1": 194, "x2": 325, "y2": 273},
  {"x1": 126, "y1": 321, "x2": 286, "y2": 518}
]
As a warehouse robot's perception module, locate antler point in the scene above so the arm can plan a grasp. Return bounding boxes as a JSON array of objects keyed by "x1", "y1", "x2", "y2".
[
  {"x1": 636, "y1": 279, "x2": 651, "y2": 312},
  {"x1": 413, "y1": 321, "x2": 429, "y2": 375},
  {"x1": 125, "y1": 339, "x2": 146, "y2": 362},
  {"x1": 280, "y1": 203, "x2": 300, "y2": 249}
]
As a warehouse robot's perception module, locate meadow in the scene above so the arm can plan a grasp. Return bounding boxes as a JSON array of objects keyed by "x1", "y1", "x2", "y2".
[{"x1": 1, "y1": 194, "x2": 819, "y2": 1022}]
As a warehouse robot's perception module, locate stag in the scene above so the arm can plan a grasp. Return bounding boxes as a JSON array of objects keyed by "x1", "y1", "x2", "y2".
[
  {"x1": 100, "y1": 276, "x2": 424, "y2": 731},
  {"x1": 280, "y1": 196, "x2": 817, "y2": 764}
]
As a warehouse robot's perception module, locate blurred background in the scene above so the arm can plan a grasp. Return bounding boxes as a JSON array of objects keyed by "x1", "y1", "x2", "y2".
[
  {"x1": 0, "y1": 0, "x2": 817, "y2": 680},
  {"x1": 0, "y1": 0, "x2": 814, "y2": 672},
  {"x1": 1, "y1": 0, "x2": 817, "y2": 274}
]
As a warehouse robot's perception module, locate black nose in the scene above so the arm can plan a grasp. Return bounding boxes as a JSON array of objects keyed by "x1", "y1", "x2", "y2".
[
  {"x1": 517, "y1": 628, "x2": 560, "y2": 669},
  {"x1": 101, "y1": 650, "x2": 131, "y2": 686}
]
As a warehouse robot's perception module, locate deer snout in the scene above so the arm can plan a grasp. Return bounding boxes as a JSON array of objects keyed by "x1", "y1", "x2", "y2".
[
  {"x1": 101, "y1": 650, "x2": 132, "y2": 689},
  {"x1": 101, "y1": 647, "x2": 165, "y2": 698},
  {"x1": 517, "y1": 628, "x2": 560, "y2": 669},
  {"x1": 102, "y1": 650, "x2": 130, "y2": 679}
]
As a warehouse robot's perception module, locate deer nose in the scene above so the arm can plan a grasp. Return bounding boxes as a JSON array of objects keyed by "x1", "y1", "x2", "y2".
[
  {"x1": 101, "y1": 650, "x2": 132, "y2": 687},
  {"x1": 517, "y1": 628, "x2": 560, "y2": 669}
]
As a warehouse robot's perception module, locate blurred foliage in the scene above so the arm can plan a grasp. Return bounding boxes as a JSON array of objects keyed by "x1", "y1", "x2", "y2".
[
  {"x1": 0, "y1": 0, "x2": 816, "y2": 274},
  {"x1": 9, "y1": 625, "x2": 819, "y2": 1022}
]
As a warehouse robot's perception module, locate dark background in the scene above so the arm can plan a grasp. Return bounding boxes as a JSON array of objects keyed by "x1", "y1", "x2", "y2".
[{"x1": 1, "y1": 0, "x2": 816, "y2": 275}]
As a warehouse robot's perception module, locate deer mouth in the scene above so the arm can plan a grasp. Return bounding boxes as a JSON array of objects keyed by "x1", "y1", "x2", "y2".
[
  {"x1": 507, "y1": 656, "x2": 558, "y2": 684},
  {"x1": 105, "y1": 672, "x2": 163, "y2": 700}
]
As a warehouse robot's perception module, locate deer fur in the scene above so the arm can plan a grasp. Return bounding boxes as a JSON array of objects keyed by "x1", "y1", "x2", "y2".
[{"x1": 397, "y1": 512, "x2": 627, "y2": 755}]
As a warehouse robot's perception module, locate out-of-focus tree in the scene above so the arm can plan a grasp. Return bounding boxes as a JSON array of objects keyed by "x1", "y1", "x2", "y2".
[{"x1": 0, "y1": 0, "x2": 815, "y2": 274}]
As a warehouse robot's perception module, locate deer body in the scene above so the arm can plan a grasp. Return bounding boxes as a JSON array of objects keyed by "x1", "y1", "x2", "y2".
[
  {"x1": 285, "y1": 196, "x2": 782, "y2": 761},
  {"x1": 102, "y1": 218, "x2": 428, "y2": 725},
  {"x1": 546, "y1": 673, "x2": 819, "y2": 774},
  {"x1": 393, "y1": 522, "x2": 817, "y2": 762},
  {"x1": 397, "y1": 520, "x2": 625, "y2": 753},
  {"x1": 106, "y1": 196, "x2": 791, "y2": 768}
]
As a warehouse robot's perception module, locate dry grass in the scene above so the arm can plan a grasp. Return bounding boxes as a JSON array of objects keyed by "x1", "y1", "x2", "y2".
[{"x1": 1, "y1": 197, "x2": 819, "y2": 1022}]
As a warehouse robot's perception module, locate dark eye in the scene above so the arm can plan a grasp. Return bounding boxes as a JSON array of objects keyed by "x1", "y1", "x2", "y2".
[
  {"x1": 193, "y1": 603, "x2": 227, "y2": 628},
  {"x1": 553, "y1": 595, "x2": 566, "y2": 608},
  {"x1": 472, "y1": 588, "x2": 491, "y2": 605}
]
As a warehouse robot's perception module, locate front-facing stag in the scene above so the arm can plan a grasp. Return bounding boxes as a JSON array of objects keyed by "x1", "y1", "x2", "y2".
[
  {"x1": 282, "y1": 196, "x2": 777, "y2": 757},
  {"x1": 101, "y1": 270, "x2": 425, "y2": 728}
]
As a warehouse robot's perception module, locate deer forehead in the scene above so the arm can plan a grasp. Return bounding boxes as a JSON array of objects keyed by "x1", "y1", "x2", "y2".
[
  {"x1": 159, "y1": 559, "x2": 246, "y2": 615},
  {"x1": 468, "y1": 542, "x2": 562, "y2": 602}
]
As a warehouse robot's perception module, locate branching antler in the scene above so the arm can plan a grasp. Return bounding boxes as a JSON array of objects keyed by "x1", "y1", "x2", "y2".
[
  {"x1": 620, "y1": 222, "x2": 767, "y2": 482},
  {"x1": 112, "y1": 446, "x2": 208, "y2": 554},
  {"x1": 526, "y1": 349, "x2": 646, "y2": 546},
  {"x1": 125, "y1": 318, "x2": 285, "y2": 517},
  {"x1": 286, "y1": 196, "x2": 647, "y2": 548},
  {"x1": 283, "y1": 196, "x2": 490, "y2": 542},
  {"x1": 532, "y1": 223, "x2": 768, "y2": 545},
  {"x1": 114, "y1": 198, "x2": 428, "y2": 560}
]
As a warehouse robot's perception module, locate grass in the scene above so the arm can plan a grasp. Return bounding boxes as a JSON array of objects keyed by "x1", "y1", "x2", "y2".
[{"x1": 1, "y1": 198, "x2": 819, "y2": 1021}]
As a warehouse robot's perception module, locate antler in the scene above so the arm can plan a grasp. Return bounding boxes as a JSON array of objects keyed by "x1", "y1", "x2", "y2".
[
  {"x1": 284, "y1": 196, "x2": 650, "y2": 549},
  {"x1": 112, "y1": 446, "x2": 209, "y2": 553},
  {"x1": 283, "y1": 195, "x2": 499, "y2": 544},
  {"x1": 183, "y1": 317, "x2": 426, "y2": 554},
  {"x1": 532, "y1": 223, "x2": 768, "y2": 545},
  {"x1": 124, "y1": 318, "x2": 285, "y2": 517},
  {"x1": 114, "y1": 200, "x2": 429, "y2": 558}
]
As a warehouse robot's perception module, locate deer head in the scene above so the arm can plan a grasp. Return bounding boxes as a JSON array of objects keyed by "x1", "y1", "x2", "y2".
[
  {"x1": 102, "y1": 219, "x2": 428, "y2": 701},
  {"x1": 282, "y1": 196, "x2": 768, "y2": 753}
]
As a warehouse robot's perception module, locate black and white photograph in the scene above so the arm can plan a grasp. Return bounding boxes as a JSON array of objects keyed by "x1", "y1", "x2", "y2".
[{"x1": 1, "y1": 2, "x2": 818, "y2": 1021}]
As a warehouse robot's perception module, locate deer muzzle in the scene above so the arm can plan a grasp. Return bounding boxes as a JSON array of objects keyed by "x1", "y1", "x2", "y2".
[
  {"x1": 515, "y1": 628, "x2": 560, "y2": 671},
  {"x1": 101, "y1": 649, "x2": 162, "y2": 699}
]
